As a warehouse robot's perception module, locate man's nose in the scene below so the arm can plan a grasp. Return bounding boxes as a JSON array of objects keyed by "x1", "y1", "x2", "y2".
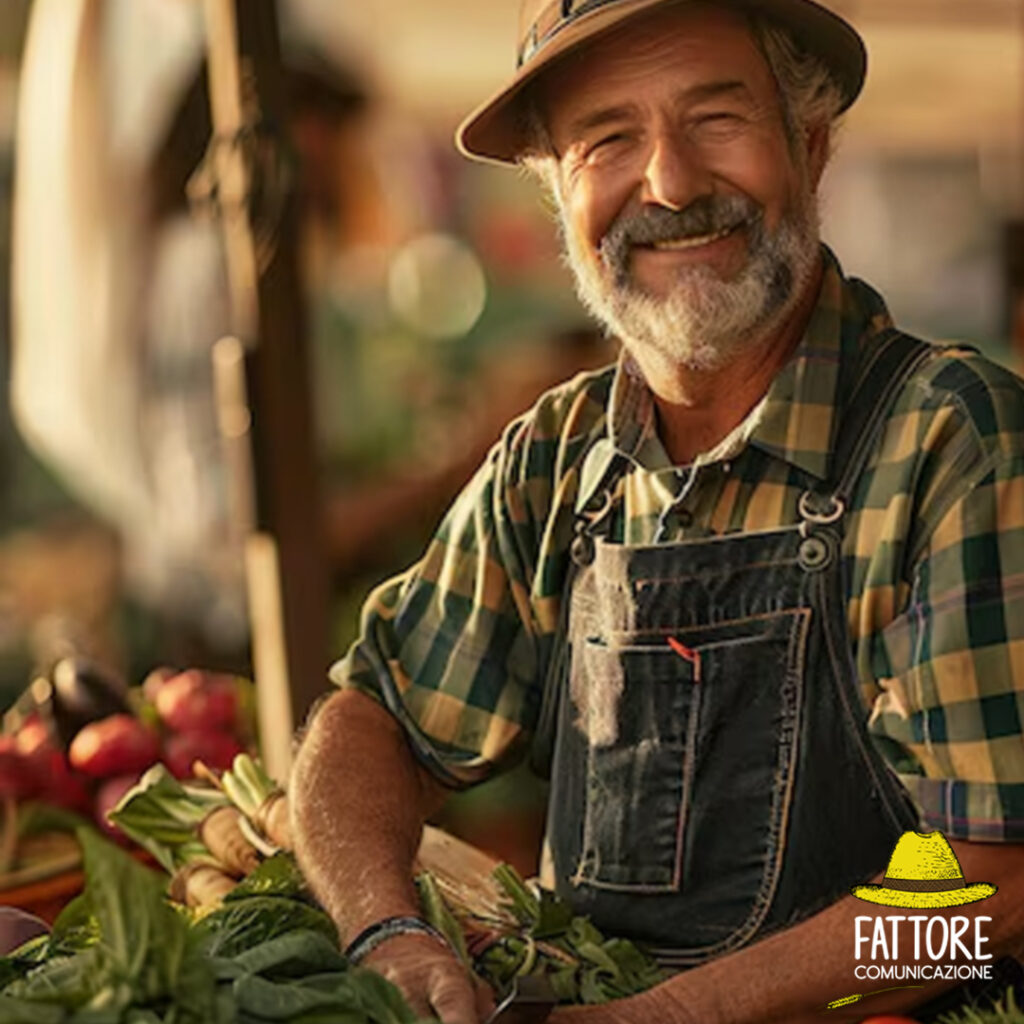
[{"x1": 639, "y1": 130, "x2": 708, "y2": 211}]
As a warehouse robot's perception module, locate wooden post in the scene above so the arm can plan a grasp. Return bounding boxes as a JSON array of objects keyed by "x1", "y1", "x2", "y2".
[{"x1": 200, "y1": 0, "x2": 329, "y2": 781}]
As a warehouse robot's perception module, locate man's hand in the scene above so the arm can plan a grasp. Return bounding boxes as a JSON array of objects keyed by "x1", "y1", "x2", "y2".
[{"x1": 364, "y1": 933, "x2": 494, "y2": 1024}]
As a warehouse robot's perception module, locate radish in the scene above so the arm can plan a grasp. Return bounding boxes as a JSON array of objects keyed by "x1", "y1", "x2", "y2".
[
  {"x1": 154, "y1": 672, "x2": 238, "y2": 734},
  {"x1": 163, "y1": 730, "x2": 243, "y2": 780},
  {"x1": 68, "y1": 714, "x2": 161, "y2": 779},
  {"x1": 0, "y1": 735, "x2": 38, "y2": 800},
  {"x1": 14, "y1": 719, "x2": 92, "y2": 812},
  {"x1": 95, "y1": 773, "x2": 142, "y2": 841},
  {"x1": 141, "y1": 666, "x2": 178, "y2": 704}
]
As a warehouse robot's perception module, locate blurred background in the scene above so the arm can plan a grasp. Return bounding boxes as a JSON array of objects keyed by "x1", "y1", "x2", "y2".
[{"x1": 0, "y1": 0, "x2": 1021, "y2": 862}]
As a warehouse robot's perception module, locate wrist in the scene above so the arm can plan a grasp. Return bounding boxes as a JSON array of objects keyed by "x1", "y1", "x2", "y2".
[{"x1": 344, "y1": 915, "x2": 452, "y2": 965}]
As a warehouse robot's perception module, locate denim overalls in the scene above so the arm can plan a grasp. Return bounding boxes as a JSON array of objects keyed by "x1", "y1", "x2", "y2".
[{"x1": 535, "y1": 331, "x2": 928, "y2": 965}]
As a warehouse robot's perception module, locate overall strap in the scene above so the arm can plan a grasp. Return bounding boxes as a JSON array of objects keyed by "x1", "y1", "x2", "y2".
[
  {"x1": 826, "y1": 328, "x2": 935, "y2": 505},
  {"x1": 805, "y1": 328, "x2": 938, "y2": 837},
  {"x1": 530, "y1": 439, "x2": 630, "y2": 778}
]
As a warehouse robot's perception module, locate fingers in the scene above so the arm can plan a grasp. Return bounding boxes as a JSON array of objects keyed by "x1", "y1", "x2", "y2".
[
  {"x1": 473, "y1": 974, "x2": 497, "y2": 1019},
  {"x1": 428, "y1": 961, "x2": 481, "y2": 1024},
  {"x1": 364, "y1": 935, "x2": 483, "y2": 1023}
]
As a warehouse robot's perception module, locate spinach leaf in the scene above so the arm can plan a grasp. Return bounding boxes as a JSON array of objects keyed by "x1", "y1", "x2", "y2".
[
  {"x1": 224, "y1": 853, "x2": 311, "y2": 903},
  {"x1": 198, "y1": 896, "x2": 338, "y2": 960},
  {"x1": 47, "y1": 893, "x2": 98, "y2": 957},
  {"x1": 230, "y1": 930, "x2": 347, "y2": 979}
]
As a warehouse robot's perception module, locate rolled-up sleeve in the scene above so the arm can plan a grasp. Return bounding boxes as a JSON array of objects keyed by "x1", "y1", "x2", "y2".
[
  {"x1": 871, "y1": 404, "x2": 1024, "y2": 841},
  {"x1": 327, "y1": 373, "x2": 608, "y2": 789}
]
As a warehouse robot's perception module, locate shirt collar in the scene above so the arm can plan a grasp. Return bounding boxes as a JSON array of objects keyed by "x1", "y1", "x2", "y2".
[{"x1": 602, "y1": 246, "x2": 895, "y2": 483}]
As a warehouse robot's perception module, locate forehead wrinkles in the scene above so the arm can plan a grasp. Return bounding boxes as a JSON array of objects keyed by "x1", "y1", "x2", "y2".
[{"x1": 541, "y1": 5, "x2": 774, "y2": 133}]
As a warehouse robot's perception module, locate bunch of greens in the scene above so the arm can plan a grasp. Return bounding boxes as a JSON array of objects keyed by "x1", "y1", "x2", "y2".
[
  {"x1": 101, "y1": 756, "x2": 665, "y2": 1012},
  {"x1": 0, "y1": 830, "x2": 433, "y2": 1024},
  {"x1": 419, "y1": 862, "x2": 665, "y2": 1005},
  {"x1": 939, "y1": 991, "x2": 1024, "y2": 1024},
  {"x1": 106, "y1": 764, "x2": 227, "y2": 873}
]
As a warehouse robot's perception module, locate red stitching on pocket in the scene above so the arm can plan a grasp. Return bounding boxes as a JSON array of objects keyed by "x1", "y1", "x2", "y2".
[{"x1": 668, "y1": 637, "x2": 701, "y2": 682}]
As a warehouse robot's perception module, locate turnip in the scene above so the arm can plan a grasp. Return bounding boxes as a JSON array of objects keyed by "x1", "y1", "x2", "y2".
[
  {"x1": 68, "y1": 714, "x2": 161, "y2": 779},
  {"x1": 254, "y1": 792, "x2": 292, "y2": 851},
  {"x1": 168, "y1": 862, "x2": 237, "y2": 908},
  {"x1": 198, "y1": 805, "x2": 260, "y2": 876}
]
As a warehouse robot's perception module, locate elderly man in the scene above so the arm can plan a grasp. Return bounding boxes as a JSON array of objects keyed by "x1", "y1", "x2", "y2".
[{"x1": 291, "y1": 1, "x2": 1024, "y2": 1021}]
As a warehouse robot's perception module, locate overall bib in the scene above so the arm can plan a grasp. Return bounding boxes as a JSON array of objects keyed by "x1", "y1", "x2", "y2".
[
  {"x1": 536, "y1": 331, "x2": 923, "y2": 966},
  {"x1": 534, "y1": 331, "x2": 1020, "y2": 1009}
]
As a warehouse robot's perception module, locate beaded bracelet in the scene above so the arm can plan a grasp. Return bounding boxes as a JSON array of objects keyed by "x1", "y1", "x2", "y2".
[{"x1": 344, "y1": 915, "x2": 450, "y2": 965}]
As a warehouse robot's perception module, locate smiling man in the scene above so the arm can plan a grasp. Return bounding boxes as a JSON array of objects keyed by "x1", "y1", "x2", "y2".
[{"x1": 291, "y1": 2, "x2": 1024, "y2": 1022}]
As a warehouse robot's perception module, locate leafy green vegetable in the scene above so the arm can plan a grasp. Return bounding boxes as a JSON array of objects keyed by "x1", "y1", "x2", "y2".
[
  {"x1": 471, "y1": 862, "x2": 664, "y2": 1004},
  {"x1": 15, "y1": 803, "x2": 91, "y2": 839},
  {"x1": 224, "y1": 853, "x2": 310, "y2": 903},
  {"x1": 46, "y1": 893, "x2": 99, "y2": 958},
  {"x1": 197, "y1": 897, "x2": 338, "y2": 960},
  {"x1": 108, "y1": 764, "x2": 225, "y2": 872},
  {"x1": 0, "y1": 827, "x2": 436, "y2": 1023},
  {"x1": 939, "y1": 990, "x2": 1024, "y2": 1024},
  {"x1": 0, "y1": 829, "x2": 227, "y2": 1023},
  {"x1": 416, "y1": 873, "x2": 469, "y2": 965},
  {"x1": 230, "y1": 931, "x2": 347, "y2": 979},
  {"x1": 0, "y1": 993, "x2": 64, "y2": 1023}
]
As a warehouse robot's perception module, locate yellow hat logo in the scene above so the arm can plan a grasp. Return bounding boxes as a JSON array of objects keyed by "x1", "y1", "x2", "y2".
[{"x1": 851, "y1": 831, "x2": 997, "y2": 909}]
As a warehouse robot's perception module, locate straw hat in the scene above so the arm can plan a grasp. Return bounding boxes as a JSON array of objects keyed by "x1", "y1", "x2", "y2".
[
  {"x1": 457, "y1": 0, "x2": 867, "y2": 163},
  {"x1": 851, "y1": 831, "x2": 997, "y2": 910}
]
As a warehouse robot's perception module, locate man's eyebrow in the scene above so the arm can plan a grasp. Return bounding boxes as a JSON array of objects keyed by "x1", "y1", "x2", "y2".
[
  {"x1": 683, "y1": 80, "x2": 754, "y2": 105},
  {"x1": 563, "y1": 103, "x2": 642, "y2": 139},
  {"x1": 562, "y1": 81, "x2": 756, "y2": 139}
]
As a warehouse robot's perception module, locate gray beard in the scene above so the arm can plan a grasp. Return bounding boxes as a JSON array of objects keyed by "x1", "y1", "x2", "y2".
[{"x1": 557, "y1": 189, "x2": 821, "y2": 372}]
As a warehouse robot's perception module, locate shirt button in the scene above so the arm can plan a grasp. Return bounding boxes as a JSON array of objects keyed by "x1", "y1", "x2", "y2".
[{"x1": 677, "y1": 509, "x2": 694, "y2": 528}]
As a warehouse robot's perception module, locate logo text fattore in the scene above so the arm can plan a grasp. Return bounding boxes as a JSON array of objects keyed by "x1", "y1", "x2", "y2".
[{"x1": 855, "y1": 916, "x2": 992, "y2": 961}]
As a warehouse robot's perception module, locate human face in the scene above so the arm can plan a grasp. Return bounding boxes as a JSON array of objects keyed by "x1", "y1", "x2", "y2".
[{"x1": 541, "y1": 5, "x2": 825, "y2": 370}]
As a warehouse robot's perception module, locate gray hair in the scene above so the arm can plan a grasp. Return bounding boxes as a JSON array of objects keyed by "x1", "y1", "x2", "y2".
[
  {"x1": 750, "y1": 13, "x2": 845, "y2": 148},
  {"x1": 519, "y1": 4, "x2": 846, "y2": 167}
]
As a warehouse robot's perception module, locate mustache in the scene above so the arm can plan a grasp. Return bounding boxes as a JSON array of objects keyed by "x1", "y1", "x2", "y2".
[{"x1": 599, "y1": 194, "x2": 763, "y2": 282}]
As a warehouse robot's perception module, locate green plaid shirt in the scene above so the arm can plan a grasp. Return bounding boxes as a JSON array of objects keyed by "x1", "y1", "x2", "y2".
[{"x1": 332, "y1": 247, "x2": 1024, "y2": 843}]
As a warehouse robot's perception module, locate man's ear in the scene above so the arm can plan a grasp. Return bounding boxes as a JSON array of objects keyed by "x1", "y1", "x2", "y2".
[{"x1": 804, "y1": 122, "x2": 832, "y2": 190}]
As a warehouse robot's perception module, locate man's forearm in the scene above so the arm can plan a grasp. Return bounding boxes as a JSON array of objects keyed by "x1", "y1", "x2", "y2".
[
  {"x1": 555, "y1": 839, "x2": 1024, "y2": 1024},
  {"x1": 289, "y1": 688, "x2": 451, "y2": 941},
  {"x1": 649, "y1": 839, "x2": 1024, "y2": 1024}
]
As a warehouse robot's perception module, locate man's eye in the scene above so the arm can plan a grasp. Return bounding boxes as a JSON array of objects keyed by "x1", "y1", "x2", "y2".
[
  {"x1": 589, "y1": 132, "x2": 628, "y2": 154},
  {"x1": 691, "y1": 112, "x2": 746, "y2": 140},
  {"x1": 697, "y1": 112, "x2": 741, "y2": 126}
]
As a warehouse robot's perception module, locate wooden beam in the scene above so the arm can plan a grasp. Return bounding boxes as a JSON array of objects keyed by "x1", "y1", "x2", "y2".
[{"x1": 200, "y1": 0, "x2": 329, "y2": 781}]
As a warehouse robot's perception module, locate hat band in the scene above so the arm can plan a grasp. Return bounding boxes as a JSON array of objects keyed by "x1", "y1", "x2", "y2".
[
  {"x1": 882, "y1": 876, "x2": 967, "y2": 894},
  {"x1": 518, "y1": 0, "x2": 624, "y2": 68}
]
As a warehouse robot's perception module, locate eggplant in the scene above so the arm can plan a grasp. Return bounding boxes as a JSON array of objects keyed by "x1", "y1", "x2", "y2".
[{"x1": 49, "y1": 656, "x2": 131, "y2": 747}]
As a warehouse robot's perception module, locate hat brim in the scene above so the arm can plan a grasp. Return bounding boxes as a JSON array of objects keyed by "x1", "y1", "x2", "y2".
[
  {"x1": 850, "y1": 883, "x2": 997, "y2": 910},
  {"x1": 457, "y1": 0, "x2": 867, "y2": 164}
]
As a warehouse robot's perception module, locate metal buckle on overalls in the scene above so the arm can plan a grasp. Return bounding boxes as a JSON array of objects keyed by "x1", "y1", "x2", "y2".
[
  {"x1": 797, "y1": 491, "x2": 843, "y2": 571},
  {"x1": 570, "y1": 527, "x2": 596, "y2": 567},
  {"x1": 571, "y1": 490, "x2": 614, "y2": 567},
  {"x1": 798, "y1": 491, "x2": 845, "y2": 526}
]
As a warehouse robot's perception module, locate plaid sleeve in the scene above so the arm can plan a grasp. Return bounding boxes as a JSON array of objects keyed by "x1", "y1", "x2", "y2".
[
  {"x1": 869, "y1": 356, "x2": 1024, "y2": 841},
  {"x1": 328, "y1": 370, "x2": 611, "y2": 788}
]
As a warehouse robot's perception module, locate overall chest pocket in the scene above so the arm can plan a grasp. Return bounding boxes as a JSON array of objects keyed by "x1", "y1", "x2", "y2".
[{"x1": 572, "y1": 609, "x2": 810, "y2": 939}]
